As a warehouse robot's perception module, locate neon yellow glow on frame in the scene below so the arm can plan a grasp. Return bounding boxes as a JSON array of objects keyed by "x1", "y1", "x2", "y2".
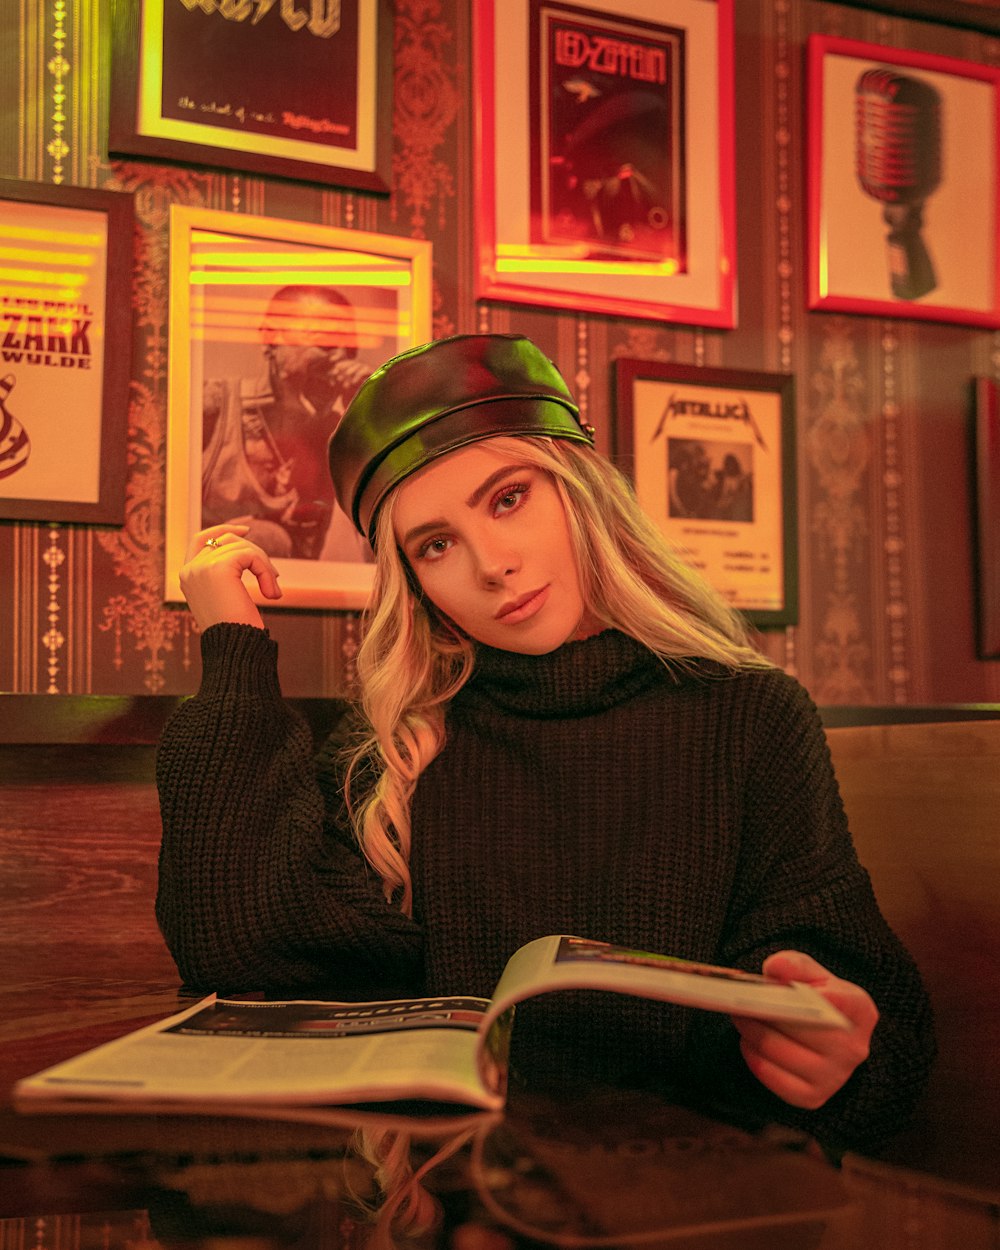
[
  {"x1": 496, "y1": 257, "x2": 681, "y2": 278},
  {"x1": 0, "y1": 224, "x2": 104, "y2": 247},
  {"x1": 194, "y1": 313, "x2": 408, "y2": 336},
  {"x1": 189, "y1": 270, "x2": 413, "y2": 287},
  {"x1": 0, "y1": 283, "x2": 90, "y2": 302},
  {"x1": 494, "y1": 242, "x2": 681, "y2": 277},
  {"x1": 0, "y1": 266, "x2": 88, "y2": 287},
  {"x1": 191, "y1": 249, "x2": 403, "y2": 270},
  {"x1": 817, "y1": 235, "x2": 829, "y2": 297},
  {"x1": 0, "y1": 247, "x2": 96, "y2": 268},
  {"x1": 198, "y1": 296, "x2": 406, "y2": 330}
]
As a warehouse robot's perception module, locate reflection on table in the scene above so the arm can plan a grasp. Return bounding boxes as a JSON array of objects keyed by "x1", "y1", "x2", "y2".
[{"x1": 1, "y1": 988, "x2": 998, "y2": 1250}]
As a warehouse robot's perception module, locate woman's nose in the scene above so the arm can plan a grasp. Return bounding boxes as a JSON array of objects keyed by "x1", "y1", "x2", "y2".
[{"x1": 472, "y1": 536, "x2": 521, "y2": 586}]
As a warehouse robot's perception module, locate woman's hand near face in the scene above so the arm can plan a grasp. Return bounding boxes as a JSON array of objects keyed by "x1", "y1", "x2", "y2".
[
  {"x1": 179, "y1": 524, "x2": 282, "y2": 632},
  {"x1": 731, "y1": 950, "x2": 879, "y2": 1110}
]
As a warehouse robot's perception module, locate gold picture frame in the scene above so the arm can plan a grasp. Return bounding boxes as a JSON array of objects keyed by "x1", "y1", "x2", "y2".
[{"x1": 165, "y1": 206, "x2": 432, "y2": 610}]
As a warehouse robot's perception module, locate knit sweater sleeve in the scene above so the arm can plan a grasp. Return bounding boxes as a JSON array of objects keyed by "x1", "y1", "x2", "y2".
[
  {"x1": 694, "y1": 668, "x2": 935, "y2": 1155},
  {"x1": 155, "y1": 623, "x2": 421, "y2": 996}
]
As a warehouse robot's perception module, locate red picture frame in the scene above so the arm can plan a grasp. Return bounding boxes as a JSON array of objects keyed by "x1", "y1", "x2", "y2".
[
  {"x1": 973, "y1": 378, "x2": 1000, "y2": 658},
  {"x1": 473, "y1": 0, "x2": 736, "y2": 327},
  {"x1": 806, "y1": 34, "x2": 1000, "y2": 328}
]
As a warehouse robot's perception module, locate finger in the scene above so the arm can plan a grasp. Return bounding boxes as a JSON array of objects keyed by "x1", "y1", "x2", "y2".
[
  {"x1": 738, "y1": 1037, "x2": 831, "y2": 1110},
  {"x1": 733, "y1": 1012, "x2": 872, "y2": 1107},
  {"x1": 181, "y1": 535, "x2": 282, "y2": 601},
  {"x1": 736, "y1": 1021, "x2": 846, "y2": 1109},
  {"x1": 761, "y1": 951, "x2": 879, "y2": 1033},
  {"x1": 733, "y1": 1014, "x2": 844, "y2": 1065},
  {"x1": 243, "y1": 550, "x2": 282, "y2": 600},
  {"x1": 185, "y1": 524, "x2": 251, "y2": 563},
  {"x1": 762, "y1": 950, "x2": 830, "y2": 985}
]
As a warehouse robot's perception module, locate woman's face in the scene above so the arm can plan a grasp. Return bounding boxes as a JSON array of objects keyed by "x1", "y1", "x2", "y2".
[{"x1": 392, "y1": 442, "x2": 600, "y2": 654}]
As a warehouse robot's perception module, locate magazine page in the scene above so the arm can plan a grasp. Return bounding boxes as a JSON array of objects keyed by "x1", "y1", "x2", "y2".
[
  {"x1": 15, "y1": 993, "x2": 504, "y2": 1113},
  {"x1": 473, "y1": 935, "x2": 849, "y2": 1093}
]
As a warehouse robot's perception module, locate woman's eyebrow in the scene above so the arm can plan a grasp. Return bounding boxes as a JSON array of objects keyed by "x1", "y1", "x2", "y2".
[
  {"x1": 399, "y1": 463, "x2": 533, "y2": 548},
  {"x1": 399, "y1": 517, "x2": 447, "y2": 549},
  {"x1": 464, "y1": 463, "x2": 533, "y2": 509}
]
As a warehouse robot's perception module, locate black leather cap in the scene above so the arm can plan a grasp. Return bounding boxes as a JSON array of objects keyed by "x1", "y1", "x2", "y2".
[{"x1": 329, "y1": 333, "x2": 594, "y2": 543}]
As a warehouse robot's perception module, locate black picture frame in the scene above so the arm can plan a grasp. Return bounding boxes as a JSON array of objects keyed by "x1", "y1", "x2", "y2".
[
  {"x1": 108, "y1": 0, "x2": 393, "y2": 194},
  {"x1": 614, "y1": 359, "x2": 798, "y2": 628}
]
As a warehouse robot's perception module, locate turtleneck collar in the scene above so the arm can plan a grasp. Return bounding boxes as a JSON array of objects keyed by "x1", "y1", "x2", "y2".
[{"x1": 454, "y1": 629, "x2": 672, "y2": 719}]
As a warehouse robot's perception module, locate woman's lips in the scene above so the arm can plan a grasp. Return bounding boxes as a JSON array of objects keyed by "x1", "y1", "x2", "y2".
[{"x1": 495, "y1": 585, "x2": 550, "y2": 623}]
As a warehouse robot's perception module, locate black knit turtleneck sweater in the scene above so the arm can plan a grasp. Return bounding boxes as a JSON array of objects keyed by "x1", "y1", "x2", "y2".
[{"x1": 156, "y1": 624, "x2": 934, "y2": 1154}]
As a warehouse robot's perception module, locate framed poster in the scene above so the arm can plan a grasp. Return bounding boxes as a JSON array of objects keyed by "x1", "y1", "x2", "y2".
[
  {"x1": 807, "y1": 35, "x2": 1000, "y2": 327},
  {"x1": 615, "y1": 360, "x2": 797, "y2": 627},
  {"x1": 109, "y1": 0, "x2": 393, "y2": 193},
  {"x1": 973, "y1": 377, "x2": 1000, "y2": 658},
  {"x1": 165, "y1": 206, "x2": 432, "y2": 610},
  {"x1": 0, "y1": 179, "x2": 133, "y2": 525},
  {"x1": 473, "y1": 0, "x2": 736, "y2": 327}
]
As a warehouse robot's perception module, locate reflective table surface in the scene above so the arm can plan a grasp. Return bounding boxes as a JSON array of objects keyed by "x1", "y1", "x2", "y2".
[{"x1": 1, "y1": 987, "x2": 998, "y2": 1250}]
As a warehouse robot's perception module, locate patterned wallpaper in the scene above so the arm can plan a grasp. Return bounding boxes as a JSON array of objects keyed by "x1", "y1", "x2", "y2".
[{"x1": 1, "y1": 0, "x2": 998, "y2": 704}]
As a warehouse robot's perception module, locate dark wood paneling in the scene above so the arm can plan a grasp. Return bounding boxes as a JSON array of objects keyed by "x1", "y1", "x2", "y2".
[
  {"x1": 0, "y1": 695, "x2": 349, "y2": 745},
  {"x1": 834, "y1": 0, "x2": 1000, "y2": 34},
  {"x1": 3, "y1": 694, "x2": 999, "y2": 748}
]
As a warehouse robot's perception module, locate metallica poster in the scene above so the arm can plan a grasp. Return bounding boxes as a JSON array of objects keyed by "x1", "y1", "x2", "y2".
[
  {"x1": 529, "y1": 0, "x2": 686, "y2": 265},
  {"x1": 0, "y1": 184, "x2": 131, "y2": 524},
  {"x1": 616, "y1": 360, "x2": 797, "y2": 626}
]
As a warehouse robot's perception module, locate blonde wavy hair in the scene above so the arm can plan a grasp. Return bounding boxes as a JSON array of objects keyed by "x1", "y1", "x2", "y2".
[{"x1": 345, "y1": 435, "x2": 770, "y2": 913}]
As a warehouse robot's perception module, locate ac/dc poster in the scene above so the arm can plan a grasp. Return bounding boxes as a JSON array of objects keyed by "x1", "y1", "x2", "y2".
[
  {"x1": 158, "y1": 0, "x2": 360, "y2": 153},
  {"x1": 529, "y1": 0, "x2": 686, "y2": 266}
]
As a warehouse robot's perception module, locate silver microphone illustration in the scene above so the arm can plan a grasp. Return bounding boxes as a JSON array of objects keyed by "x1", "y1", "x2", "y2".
[{"x1": 855, "y1": 67, "x2": 942, "y2": 300}]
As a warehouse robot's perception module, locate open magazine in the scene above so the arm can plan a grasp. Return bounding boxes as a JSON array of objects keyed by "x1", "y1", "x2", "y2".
[{"x1": 14, "y1": 935, "x2": 848, "y2": 1115}]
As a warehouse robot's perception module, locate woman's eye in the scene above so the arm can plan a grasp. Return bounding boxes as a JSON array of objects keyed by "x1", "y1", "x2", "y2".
[
  {"x1": 493, "y1": 483, "x2": 529, "y2": 515},
  {"x1": 417, "y1": 536, "x2": 452, "y2": 561}
]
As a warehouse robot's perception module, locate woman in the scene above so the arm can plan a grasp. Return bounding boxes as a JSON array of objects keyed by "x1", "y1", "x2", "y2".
[{"x1": 157, "y1": 333, "x2": 933, "y2": 1155}]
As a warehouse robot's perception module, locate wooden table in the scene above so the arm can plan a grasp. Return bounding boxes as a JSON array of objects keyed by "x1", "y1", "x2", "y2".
[{"x1": 0, "y1": 988, "x2": 997, "y2": 1250}]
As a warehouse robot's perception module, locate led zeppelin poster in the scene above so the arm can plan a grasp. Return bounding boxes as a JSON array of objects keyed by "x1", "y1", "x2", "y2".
[
  {"x1": 474, "y1": 0, "x2": 736, "y2": 327},
  {"x1": 529, "y1": 0, "x2": 686, "y2": 266},
  {"x1": 616, "y1": 360, "x2": 797, "y2": 626}
]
